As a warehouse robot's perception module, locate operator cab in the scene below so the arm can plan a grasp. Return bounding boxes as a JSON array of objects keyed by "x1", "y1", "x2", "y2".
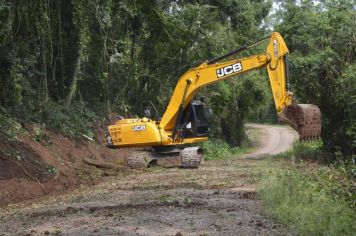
[{"x1": 180, "y1": 99, "x2": 210, "y2": 138}]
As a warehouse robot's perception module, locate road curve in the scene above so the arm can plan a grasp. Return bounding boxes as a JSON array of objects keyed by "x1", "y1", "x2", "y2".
[{"x1": 245, "y1": 124, "x2": 299, "y2": 157}]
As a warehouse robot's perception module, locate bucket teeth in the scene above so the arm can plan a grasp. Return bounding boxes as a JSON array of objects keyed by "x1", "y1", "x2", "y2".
[{"x1": 279, "y1": 104, "x2": 322, "y2": 141}]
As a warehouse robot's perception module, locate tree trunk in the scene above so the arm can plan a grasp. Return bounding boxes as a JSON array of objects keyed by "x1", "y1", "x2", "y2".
[
  {"x1": 65, "y1": 48, "x2": 81, "y2": 108},
  {"x1": 57, "y1": 0, "x2": 65, "y2": 99},
  {"x1": 38, "y1": 28, "x2": 49, "y2": 106},
  {"x1": 41, "y1": 43, "x2": 49, "y2": 103}
]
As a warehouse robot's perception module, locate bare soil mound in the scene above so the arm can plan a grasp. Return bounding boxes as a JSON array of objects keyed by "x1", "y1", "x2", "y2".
[{"x1": 0, "y1": 124, "x2": 126, "y2": 207}]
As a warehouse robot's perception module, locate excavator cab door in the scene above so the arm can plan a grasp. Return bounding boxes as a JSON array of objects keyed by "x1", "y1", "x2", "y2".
[
  {"x1": 190, "y1": 100, "x2": 210, "y2": 137},
  {"x1": 180, "y1": 100, "x2": 210, "y2": 138}
]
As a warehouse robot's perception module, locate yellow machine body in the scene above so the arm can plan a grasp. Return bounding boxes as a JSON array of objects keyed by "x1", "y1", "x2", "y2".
[{"x1": 108, "y1": 118, "x2": 208, "y2": 147}]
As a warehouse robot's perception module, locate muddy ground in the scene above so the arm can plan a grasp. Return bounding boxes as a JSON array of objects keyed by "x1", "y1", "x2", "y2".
[{"x1": 0, "y1": 125, "x2": 298, "y2": 236}]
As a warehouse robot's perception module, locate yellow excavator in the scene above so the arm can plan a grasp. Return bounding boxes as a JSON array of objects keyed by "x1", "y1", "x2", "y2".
[{"x1": 106, "y1": 32, "x2": 321, "y2": 168}]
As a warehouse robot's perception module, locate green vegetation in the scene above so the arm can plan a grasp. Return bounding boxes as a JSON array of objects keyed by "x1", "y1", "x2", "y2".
[
  {"x1": 291, "y1": 141, "x2": 323, "y2": 161},
  {"x1": 0, "y1": 0, "x2": 272, "y2": 144},
  {"x1": 0, "y1": 110, "x2": 22, "y2": 141},
  {"x1": 256, "y1": 143, "x2": 356, "y2": 236},
  {"x1": 36, "y1": 101, "x2": 97, "y2": 138},
  {"x1": 272, "y1": 0, "x2": 355, "y2": 159},
  {"x1": 0, "y1": 1, "x2": 354, "y2": 158},
  {"x1": 200, "y1": 139, "x2": 231, "y2": 160},
  {"x1": 200, "y1": 138, "x2": 251, "y2": 160}
]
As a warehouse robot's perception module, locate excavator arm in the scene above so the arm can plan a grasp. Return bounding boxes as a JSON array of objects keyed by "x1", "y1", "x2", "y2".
[
  {"x1": 107, "y1": 32, "x2": 321, "y2": 154},
  {"x1": 160, "y1": 32, "x2": 293, "y2": 133}
]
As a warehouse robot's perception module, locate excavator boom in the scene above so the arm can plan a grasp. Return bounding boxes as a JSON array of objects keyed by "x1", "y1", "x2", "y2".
[
  {"x1": 106, "y1": 32, "x2": 321, "y2": 168},
  {"x1": 158, "y1": 32, "x2": 321, "y2": 140}
]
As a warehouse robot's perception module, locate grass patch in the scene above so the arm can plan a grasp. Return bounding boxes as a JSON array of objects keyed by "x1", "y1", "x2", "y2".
[
  {"x1": 256, "y1": 143, "x2": 355, "y2": 236},
  {"x1": 200, "y1": 126, "x2": 261, "y2": 160},
  {"x1": 200, "y1": 139, "x2": 251, "y2": 160},
  {"x1": 292, "y1": 141, "x2": 322, "y2": 161}
]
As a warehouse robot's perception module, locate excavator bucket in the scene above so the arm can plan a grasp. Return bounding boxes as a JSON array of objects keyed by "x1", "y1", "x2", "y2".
[{"x1": 278, "y1": 104, "x2": 321, "y2": 141}]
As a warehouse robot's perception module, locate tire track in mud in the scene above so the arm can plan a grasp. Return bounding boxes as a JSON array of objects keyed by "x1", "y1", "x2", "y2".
[{"x1": 0, "y1": 125, "x2": 297, "y2": 236}]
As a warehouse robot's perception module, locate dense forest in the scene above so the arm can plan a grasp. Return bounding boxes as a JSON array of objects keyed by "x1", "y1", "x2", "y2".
[{"x1": 0, "y1": 0, "x2": 354, "y2": 161}]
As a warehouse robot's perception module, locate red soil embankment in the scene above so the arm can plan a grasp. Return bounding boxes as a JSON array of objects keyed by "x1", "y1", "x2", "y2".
[{"x1": 0, "y1": 124, "x2": 127, "y2": 207}]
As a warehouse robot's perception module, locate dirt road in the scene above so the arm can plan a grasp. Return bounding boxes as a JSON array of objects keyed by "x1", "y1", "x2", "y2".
[
  {"x1": 0, "y1": 125, "x2": 298, "y2": 236},
  {"x1": 245, "y1": 124, "x2": 299, "y2": 157}
]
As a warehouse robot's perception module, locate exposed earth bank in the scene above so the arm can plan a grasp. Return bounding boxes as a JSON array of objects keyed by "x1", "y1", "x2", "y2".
[
  {"x1": 0, "y1": 125, "x2": 127, "y2": 207},
  {"x1": 0, "y1": 125, "x2": 298, "y2": 236}
]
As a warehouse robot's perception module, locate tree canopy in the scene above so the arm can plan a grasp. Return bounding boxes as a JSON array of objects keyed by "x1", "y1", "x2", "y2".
[
  {"x1": 272, "y1": 0, "x2": 355, "y2": 158},
  {"x1": 0, "y1": 0, "x2": 354, "y2": 160}
]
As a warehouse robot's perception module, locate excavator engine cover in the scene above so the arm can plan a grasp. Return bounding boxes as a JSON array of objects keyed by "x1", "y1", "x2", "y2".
[{"x1": 279, "y1": 104, "x2": 321, "y2": 141}]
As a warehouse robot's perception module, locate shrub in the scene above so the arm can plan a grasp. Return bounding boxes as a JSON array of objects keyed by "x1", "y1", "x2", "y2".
[
  {"x1": 0, "y1": 108, "x2": 22, "y2": 140},
  {"x1": 37, "y1": 101, "x2": 97, "y2": 138},
  {"x1": 292, "y1": 141, "x2": 322, "y2": 161},
  {"x1": 200, "y1": 139, "x2": 232, "y2": 160}
]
